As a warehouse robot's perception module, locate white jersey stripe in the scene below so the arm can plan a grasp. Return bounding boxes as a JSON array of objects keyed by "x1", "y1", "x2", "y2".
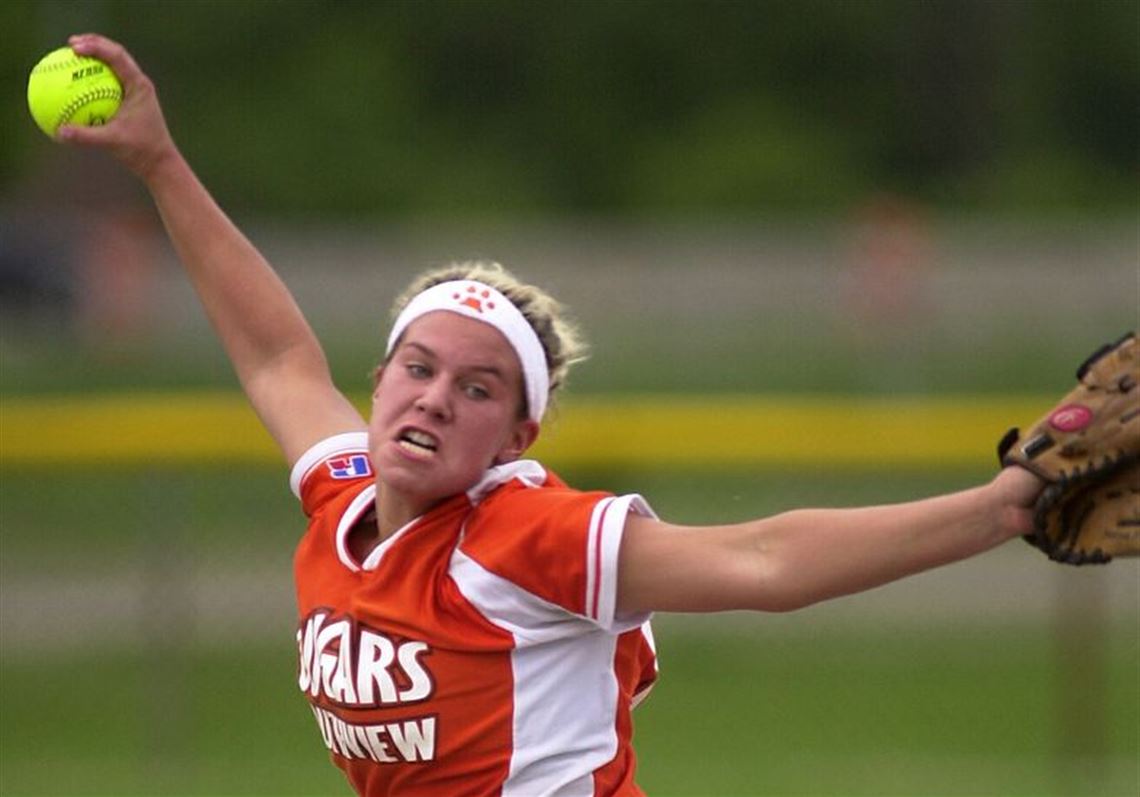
[
  {"x1": 449, "y1": 548, "x2": 618, "y2": 795},
  {"x1": 584, "y1": 498, "x2": 609, "y2": 622},
  {"x1": 587, "y1": 494, "x2": 657, "y2": 629}
]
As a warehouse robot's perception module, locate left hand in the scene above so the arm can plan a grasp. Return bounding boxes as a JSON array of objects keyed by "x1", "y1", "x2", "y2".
[{"x1": 990, "y1": 465, "x2": 1046, "y2": 540}]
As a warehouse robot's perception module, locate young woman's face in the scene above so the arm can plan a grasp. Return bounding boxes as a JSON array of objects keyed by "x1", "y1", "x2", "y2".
[{"x1": 369, "y1": 311, "x2": 539, "y2": 514}]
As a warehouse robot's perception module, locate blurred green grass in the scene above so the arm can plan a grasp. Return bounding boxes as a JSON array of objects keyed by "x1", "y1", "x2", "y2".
[
  {"x1": 2, "y1": 466, "x2": 1137, "y2": 796},
  {"x1": 636, "y1": 620, "x2": 1139, "y2": 797},
  {"x1": 3, "y1": 624, "x2": 1137, "y2": 796}
]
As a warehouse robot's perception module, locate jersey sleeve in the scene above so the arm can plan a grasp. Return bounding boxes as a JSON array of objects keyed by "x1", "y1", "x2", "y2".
[
  {"x1": 288, "y1": 432, "x2": 373, "y2": 517},
  {"x1": 460, "y1": 484, "x2": 656, "y2": 633}
]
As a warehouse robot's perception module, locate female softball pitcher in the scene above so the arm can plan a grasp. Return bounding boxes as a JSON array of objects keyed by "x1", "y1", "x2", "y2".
[{"x1": 60, "y1": 33, "x2": 1045, "y2": 797}]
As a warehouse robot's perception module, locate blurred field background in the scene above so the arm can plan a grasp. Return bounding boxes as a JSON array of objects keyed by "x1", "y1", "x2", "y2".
[{"x1": 2, "y1": 1, "x2": 1138, "y2": 796}]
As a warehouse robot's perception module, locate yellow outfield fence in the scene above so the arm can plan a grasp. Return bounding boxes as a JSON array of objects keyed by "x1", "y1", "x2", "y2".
[{"x1": 0, "y1": 392, "x2": 1053, "y2": 469}]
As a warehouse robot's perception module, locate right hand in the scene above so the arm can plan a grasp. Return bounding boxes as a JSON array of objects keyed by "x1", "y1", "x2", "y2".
[{"x1": 59, "y1": 33, "x2": 179, "y2": 183}]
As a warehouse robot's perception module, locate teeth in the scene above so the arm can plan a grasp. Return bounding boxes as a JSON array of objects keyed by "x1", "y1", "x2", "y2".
[
  {"x1": 399, "y1": 430, "x2": 437, "y2": 453},
  {"x1": 404, "y1": 430, "x2": 436, "y2": 447}
]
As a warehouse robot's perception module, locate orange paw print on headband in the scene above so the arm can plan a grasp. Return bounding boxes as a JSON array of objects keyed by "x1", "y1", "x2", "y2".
[{"x1": 454, "y1": 284, "x2": 496, "y2": 314}]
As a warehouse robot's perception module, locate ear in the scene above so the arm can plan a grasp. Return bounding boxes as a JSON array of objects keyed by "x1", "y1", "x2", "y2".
[{"x1": 494, "y1": 419, "x2": 541, "y2": 465}]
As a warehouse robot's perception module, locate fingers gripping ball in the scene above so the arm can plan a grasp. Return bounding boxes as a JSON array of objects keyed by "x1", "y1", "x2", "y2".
[{"x1": 27, "y1": 46, "x2": 122, "y2": 138}]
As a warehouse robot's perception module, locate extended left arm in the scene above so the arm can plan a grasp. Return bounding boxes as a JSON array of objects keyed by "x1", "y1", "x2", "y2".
[{"x1": 617, "y1": 466, "x2": 1043, "y2": 615}]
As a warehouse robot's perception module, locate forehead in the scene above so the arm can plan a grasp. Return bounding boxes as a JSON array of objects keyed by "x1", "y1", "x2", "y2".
[{"x1": 396, "y1": 311, "x2": 520, "y2": 371}]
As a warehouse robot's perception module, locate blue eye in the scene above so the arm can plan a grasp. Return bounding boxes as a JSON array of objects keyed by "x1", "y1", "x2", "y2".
[
  {"x1": 464, "y1": 384, "x2": 490, "y2": 400},
  {"x1": 407, "y1": 363, "x2": 430, "y2": 378}
]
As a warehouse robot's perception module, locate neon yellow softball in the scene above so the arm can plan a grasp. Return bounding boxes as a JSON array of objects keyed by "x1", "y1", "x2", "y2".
[{"x1": 27, "y1": 46, "x2": 123, "y2": 138}]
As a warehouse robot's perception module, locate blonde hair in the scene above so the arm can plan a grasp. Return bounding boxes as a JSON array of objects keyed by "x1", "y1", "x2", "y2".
[{"x1": 389, "y1": 261, "x2": 588, "y2": 413}]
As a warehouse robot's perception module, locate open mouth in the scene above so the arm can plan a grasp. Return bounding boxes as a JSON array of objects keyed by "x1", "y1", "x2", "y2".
[{"x1": 397, "y1": 429, "x2": 439, "y2": 457}]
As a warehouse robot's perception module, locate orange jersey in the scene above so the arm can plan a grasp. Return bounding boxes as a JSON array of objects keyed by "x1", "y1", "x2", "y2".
[{"x1": 290, "y1": 433, "x2": 659, "y2": 796}]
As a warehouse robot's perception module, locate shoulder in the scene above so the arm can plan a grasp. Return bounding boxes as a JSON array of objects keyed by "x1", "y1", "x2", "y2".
[
  {"x1": 466, "y1": 461, "x2": 607, "y2": 538},
  {"x1": 288, "y1": 432, "x2": 373, "y2": 516},
  {"x1": 457, "y1": 460, "x2": 656, "y2": 627}
]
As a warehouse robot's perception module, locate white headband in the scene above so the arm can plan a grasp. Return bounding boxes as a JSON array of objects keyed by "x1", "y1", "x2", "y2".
[{"x1": 386, "y1": 280, "x2": 550, "y2": 422}]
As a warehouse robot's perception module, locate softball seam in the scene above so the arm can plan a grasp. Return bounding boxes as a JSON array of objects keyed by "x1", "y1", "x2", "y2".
[
  {"x1": 32, "y1": 56, "x2": 88, "y2": 75},
  {"x1": 55, "y1": 86, "x2": 122, "y2": 131}
]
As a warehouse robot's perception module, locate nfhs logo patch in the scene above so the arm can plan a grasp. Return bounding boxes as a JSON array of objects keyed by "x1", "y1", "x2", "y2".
[{"x1": 327, "y1": 454, "x2": 373, "y2": 480}]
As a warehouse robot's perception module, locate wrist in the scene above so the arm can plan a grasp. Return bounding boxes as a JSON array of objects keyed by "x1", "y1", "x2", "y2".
[{"x1": 135, "y1": 138, "x2": 184, "y2": 188}]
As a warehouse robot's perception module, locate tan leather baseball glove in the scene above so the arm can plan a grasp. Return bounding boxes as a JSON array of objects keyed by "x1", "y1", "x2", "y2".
[{"x1": 998, "y1": 332, "x2": 1139, "y2": 564}]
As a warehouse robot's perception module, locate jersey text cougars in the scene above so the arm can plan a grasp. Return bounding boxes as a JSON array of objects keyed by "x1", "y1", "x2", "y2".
[{"x1": 298, "y1": 610, "x2": 438, "y2": 763}]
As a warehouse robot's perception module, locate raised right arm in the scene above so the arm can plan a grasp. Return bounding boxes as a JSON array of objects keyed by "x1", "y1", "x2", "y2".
[{"x1": 61, "y1": 34, "x2": 364, "y2": 464}]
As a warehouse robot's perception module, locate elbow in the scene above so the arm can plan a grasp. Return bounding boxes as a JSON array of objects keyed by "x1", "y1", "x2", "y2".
[
  {"x1": 737, "y1": 513, "x2": 831, "y2": 614},
  {"x1": 738, "y1": 552, "x2": 821, "y2": 614}
]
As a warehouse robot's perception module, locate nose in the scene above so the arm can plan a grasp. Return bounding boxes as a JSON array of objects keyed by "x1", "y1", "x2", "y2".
[{"x1": 414, "y1": 377, "x2": 452, "y2": 421}]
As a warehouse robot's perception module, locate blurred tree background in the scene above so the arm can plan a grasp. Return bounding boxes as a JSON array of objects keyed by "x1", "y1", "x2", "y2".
[{"x1": 4, "y1": 0, "x2": 1137, "y2": 220}]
